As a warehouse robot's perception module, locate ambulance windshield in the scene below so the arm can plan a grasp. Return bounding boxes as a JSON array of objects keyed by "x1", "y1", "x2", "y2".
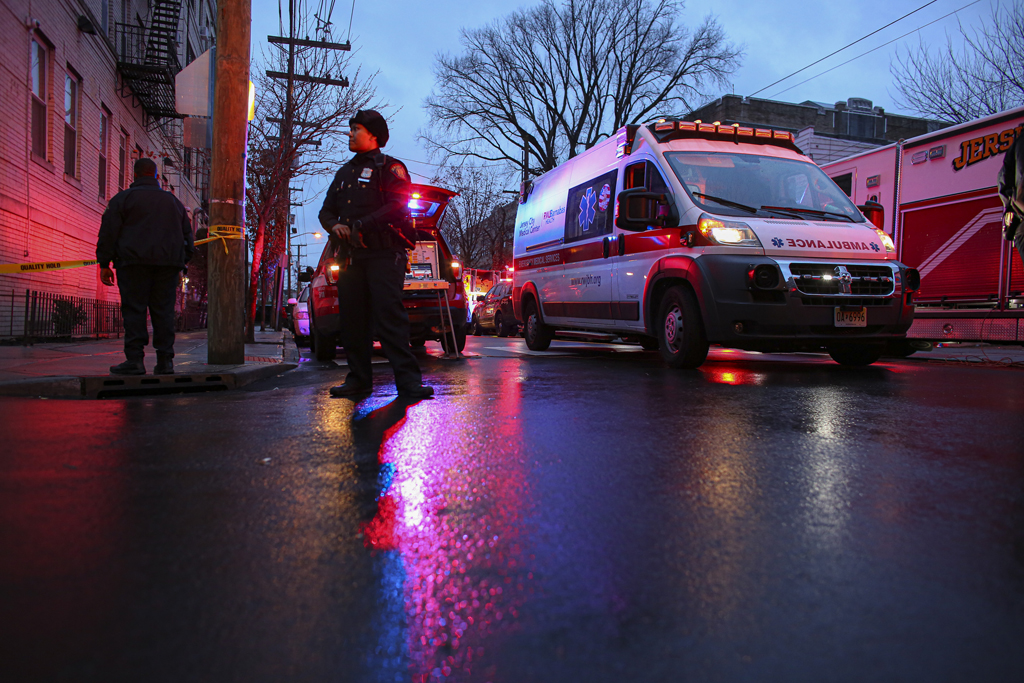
[{"x1": 665, "y1": 152, "x2": 863, "y2": 222}]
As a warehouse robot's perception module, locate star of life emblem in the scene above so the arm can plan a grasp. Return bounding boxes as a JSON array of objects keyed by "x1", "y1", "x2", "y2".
[{"x1": 579, "y1": 188, "x2": 597, "y2": 231}]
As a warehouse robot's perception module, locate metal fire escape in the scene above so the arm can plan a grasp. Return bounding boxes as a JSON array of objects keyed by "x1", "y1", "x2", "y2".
[{"x1": 115, "y1": 0, "x2": 184, "y2": 119}]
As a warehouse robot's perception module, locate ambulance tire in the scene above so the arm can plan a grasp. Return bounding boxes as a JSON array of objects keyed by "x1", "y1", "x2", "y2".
[
  {"x1": 828, "y1": 345, "x2": 883, "y2": 367},
  {"x1": 524, "y1": 299, "x2": 554, "y2": 351},
  {"x1": 657, "y1": 286, "x2": 709, "y2": 369}
]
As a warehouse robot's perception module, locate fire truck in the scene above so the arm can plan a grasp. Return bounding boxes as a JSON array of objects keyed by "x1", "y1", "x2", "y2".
[{"x1": 822, "y1": 106, "x2": 1024, "y2": 346}]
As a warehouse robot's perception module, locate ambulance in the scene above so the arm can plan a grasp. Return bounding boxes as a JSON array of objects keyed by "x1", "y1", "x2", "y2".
[
  {"x1": 822, "y1": 106, "x2": 1024, "y2": 345},
  {"x1": 511, "y1": 120, "x2": 920, "y2": 368}
]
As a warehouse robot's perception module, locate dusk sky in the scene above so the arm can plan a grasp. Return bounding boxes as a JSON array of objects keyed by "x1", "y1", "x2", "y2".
[{"x1": 248, "y1": 0, "x2": 995, "y2": 266}]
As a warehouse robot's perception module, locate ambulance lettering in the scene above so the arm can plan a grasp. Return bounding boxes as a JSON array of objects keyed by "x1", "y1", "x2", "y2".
[{"x1": 783, "y1": 238, "x2": 874, "y2": 250}]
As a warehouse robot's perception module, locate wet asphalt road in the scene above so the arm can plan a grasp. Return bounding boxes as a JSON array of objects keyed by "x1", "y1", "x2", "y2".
[{"x1": 2, "y1": 336, "x2": 1024, "y2": 683}]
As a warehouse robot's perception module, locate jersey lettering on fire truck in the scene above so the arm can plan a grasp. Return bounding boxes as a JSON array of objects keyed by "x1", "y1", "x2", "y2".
[
  {"x1": 784, "y1": 238, "x2": 874, "y2": 250},
  {"x1": 951, "y1": 123, "x2": 1023, "y2": 171}
]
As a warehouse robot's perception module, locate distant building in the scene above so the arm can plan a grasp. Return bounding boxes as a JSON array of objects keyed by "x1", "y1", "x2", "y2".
[
  {"x1": 686, "y1": 94, "x2": 951, "y2": 165},
  {"x1": 0, "y1": 0, "x2": 213, "y2": 337}
]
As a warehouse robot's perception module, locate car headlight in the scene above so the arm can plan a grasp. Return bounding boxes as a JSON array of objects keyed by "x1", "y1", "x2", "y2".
[
  {"x1": 873, "y1": 228, "x2": 896, "y2": 253},
  {"x1": 698, "y1": 215, "x2": 762, "y2": 247}
]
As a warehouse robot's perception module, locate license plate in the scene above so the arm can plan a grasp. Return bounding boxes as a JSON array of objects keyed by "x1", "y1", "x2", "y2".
[{"x1": 834, "y1": 307, "x2": 867, "y2": 327}]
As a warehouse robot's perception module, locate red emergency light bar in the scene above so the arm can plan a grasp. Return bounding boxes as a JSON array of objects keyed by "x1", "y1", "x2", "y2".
[{"x1": 648, "y1": 119, "x2": 802, "y2": 154}]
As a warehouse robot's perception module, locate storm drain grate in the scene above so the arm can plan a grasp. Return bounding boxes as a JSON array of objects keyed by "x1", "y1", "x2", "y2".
[{"x1": 83, "y1": 373, "x2": 235, "y2": 398}]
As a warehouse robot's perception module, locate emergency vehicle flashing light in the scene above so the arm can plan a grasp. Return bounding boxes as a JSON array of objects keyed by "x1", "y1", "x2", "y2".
[{"x1": 648, "y1": 119, "x2": 799, "y2": 151}]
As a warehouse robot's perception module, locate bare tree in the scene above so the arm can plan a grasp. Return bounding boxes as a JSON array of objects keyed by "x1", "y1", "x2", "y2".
[
  {"x1": 422, "y1": 0, "x2": 742, "y2": 176},
  {"x1": 245, "y1": 29, "x2": 381, "y2": 334},
  {"x1": 432, "y1": 163, "x2": 515, "y2": 269},
  {"x1": 891, "y1": 2, "x2": 1024, "y2": 124}
]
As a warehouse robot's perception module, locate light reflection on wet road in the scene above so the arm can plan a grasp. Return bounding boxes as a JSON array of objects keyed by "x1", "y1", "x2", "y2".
[{"x1": 1, "y1": 338, "x2": 1023, "y2": 682}]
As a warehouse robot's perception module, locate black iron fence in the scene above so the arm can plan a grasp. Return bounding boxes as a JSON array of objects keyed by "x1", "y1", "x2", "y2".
[
  {"x1": 22, "y1": 291, "x2": 122, "y2": 341},
  {"x1": 0, "y1": 289, "x2": 208, "y2": 343}
]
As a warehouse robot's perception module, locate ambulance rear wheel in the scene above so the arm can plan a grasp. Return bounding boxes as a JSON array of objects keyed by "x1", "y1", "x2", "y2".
[
  {"x1": 524, "y1": 300, "x2": 554, "y2": 351},
  {"x1": 658, "y1": 286, "x2": 708, "y2": 369},
  {"x1": 828, "y1": 344, "x2": 883, "y2": 367}
]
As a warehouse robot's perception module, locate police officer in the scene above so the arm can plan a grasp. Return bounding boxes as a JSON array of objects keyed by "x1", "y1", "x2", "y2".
[
  {"x1": 318, "y1": 110, "x2": 433, "y2": 399},
  {"x1": 998, "y1": 131, "x2": 1024, "y2": 269},
  {"x1": 97, "y1": 158, "x2": 194, "y2": 375}
]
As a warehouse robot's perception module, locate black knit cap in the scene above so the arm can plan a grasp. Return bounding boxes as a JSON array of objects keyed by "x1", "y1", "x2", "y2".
[{"x1": 349, "y1": 109, "x2": 389, "y2": 148}]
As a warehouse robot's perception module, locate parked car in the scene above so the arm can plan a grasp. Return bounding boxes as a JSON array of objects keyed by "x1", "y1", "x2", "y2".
[
  {"x1": 471, "y1": 281, "x2": 520, "y2": 336},
  {"x1": 305, "y1": 183, "x2": 468, "y2": 360},
  {"x1": 289, "y1": 286, "x2": 311, "y2": 347}
]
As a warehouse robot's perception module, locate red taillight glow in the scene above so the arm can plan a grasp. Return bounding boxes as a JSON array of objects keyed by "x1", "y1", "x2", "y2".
[
  {"x1": 451, "y1": 261, "x2": 461, "y2": 279},
  {"x1": 327, "y1": 263, "x2": 340, "y2": 284}
]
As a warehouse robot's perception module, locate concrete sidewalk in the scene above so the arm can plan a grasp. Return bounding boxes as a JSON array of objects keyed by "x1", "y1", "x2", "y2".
[
  {"x1": 907, "y1": 342, "x2": 1024, "y2": 368},
  {"x1": 0, "y1": 329, "x2": 299, "y2": 397}
]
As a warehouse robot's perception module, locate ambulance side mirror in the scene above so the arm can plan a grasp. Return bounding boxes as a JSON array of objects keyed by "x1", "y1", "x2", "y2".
[
  {"x1": 617, "y1": 188, "x2": 668, "y2": 231},
  {"x1": 297, "y1": 266, "x2": 314, "y2": 283},
  {"x1": 858, "y1": 200, "x2": 885, "y2": 230}
]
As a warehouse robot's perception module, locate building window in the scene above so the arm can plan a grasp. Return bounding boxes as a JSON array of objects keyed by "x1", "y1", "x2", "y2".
[
  {"x1": 118, "y1": 129, "x2": 128, "y2": 190},
  {"x1": 99, "y1": 109, "x2": 110, "y2": 200},
  {"x1": 30, "y1": 40, "x2": 47, "y2": 159},
  {"x1": 64, "y1": 71, "x2": 80, "y2": 177}
]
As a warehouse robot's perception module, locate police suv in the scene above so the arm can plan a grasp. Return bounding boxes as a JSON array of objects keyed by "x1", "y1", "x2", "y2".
[{"x1": 511, "y1": 120, "x2": 920, "y2": 368}]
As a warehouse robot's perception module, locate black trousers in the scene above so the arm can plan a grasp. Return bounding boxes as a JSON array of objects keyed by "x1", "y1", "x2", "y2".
[
  {"x1": 336, "y1": 251, "x2": 422, "y2": 389},
  {"x1": 1016, "y1": 231, "x2": 1024, "y2": 274},
  {"x1": 116, "y1": 265, "x2": 180, "y2": 360}
]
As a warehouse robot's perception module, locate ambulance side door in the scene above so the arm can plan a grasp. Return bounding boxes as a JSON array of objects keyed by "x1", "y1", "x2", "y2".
[
  {"x1": 613, "y1": 159, "x2": 675, "y2": 330},
  {"x1": 549, "y1": 168, "x2": 618, "y2": 328}
]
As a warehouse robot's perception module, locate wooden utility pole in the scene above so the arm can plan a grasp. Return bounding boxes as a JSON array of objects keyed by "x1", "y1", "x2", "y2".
[{"x1": 207, "y1": 0, "x2": 251, "y2": 364}]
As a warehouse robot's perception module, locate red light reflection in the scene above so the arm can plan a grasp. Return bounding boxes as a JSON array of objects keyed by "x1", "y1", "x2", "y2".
[
  {"x1": 702, "y1": 365, "x2": 765, "y2": 386},
  {"x1": 360, "y1": 367, "x2": 531, "y2": 681}
]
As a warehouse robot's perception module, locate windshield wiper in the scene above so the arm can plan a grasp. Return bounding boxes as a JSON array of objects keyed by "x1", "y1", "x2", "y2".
[
  {"x1": 759, "y1": 205, "x2": 855, "y2": 222},
  {"x1": 692, "y1": 192, "x2": 759, "y2": 215}
]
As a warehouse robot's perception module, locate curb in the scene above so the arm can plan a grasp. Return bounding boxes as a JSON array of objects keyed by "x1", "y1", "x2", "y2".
[{"x1": 0, "y1": 362, "x2": 298, "y2": 398}]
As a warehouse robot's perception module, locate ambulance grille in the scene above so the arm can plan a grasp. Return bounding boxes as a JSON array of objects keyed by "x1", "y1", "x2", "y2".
[{"x1": 789, "y1": 264, "x2": 895, "y2": 296}]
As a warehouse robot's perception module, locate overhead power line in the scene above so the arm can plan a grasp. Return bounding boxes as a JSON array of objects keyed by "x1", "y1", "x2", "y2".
[
  {"x1": 749, "y1": 0, "x2": 937, "y2": 97},
  {"x1": 767, "y1": 0, "x2": 984, "y2": 99}
]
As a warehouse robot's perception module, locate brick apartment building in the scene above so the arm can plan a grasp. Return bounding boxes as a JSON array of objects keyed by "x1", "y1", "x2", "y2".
[
  {"x1": 0, "y1": 0, "x2": 214, "y2": 338},
  {"x1": 686, "y1": 94, "x2": 950, "y2": 165}
]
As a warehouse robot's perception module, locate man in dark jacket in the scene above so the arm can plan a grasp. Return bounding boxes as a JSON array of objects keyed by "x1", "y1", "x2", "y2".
[
  {"x1": 97, "y1": 158, "x2": 194, "y2": 375},
  {"x1": 318, "y1": 109, "x2": 433, "y2": 399},
  {"x1": 998, "y1": 131, "x2": 1024, "y2": 268}
]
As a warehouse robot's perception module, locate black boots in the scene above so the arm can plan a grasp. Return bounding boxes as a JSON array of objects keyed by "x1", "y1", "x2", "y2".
[
  {"x1": 154, "y1": 356, "x2": 174, "y2": 375},
  {"x1": 109, "y1": 359, "x2": 145, "y2": 375}
]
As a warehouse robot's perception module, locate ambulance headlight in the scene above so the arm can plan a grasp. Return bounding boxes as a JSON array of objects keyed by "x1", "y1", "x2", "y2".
[
  {"x1": 873, "y1": 228, "x2": 896, "y2": 253},
  {"x1": 698, "y1": 215, "x2": 762, "y2": 247}
]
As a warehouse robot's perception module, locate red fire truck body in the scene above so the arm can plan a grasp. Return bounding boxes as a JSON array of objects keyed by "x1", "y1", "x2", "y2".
[{"x1": 822, "y1": 106, "x2": 1024, "y2": 344}]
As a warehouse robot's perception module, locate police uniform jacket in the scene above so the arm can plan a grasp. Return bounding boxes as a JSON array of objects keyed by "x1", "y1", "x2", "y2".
[
  {"x1": 96, "y1": 176, "x2": 194, "y2": 270},
  {"x1": 998, "y1": 133, "x2": 1024, "y2": 215},
  {"x1": 318, "y1": 149, "x2": 412, "y2": 257}
]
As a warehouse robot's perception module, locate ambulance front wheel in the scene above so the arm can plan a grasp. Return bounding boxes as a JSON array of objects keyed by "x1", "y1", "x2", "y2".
[
  {"x1": 828, "y1": 344, "x2": 883, "y2": 367},
  {"x1": 658, "y1": 285, "x2": 709, "y2": 369},
  {"x1": 524, "y1": 300, "x2": 554, "y2": 351}
]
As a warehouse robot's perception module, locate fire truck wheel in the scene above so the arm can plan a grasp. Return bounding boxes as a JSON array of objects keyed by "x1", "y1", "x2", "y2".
[
  {"x1": 524, "y1": 299, "x2": 554, "y2": 351},
  {"x1": 828, "y1": 345, "x2": 883, "y2": 367},
  {"x1": 495, "y1": 312, "x2": 508, "y2": 337},
  {"x1": 313, "y1": 328, "x2": 337, "y2": 361},
  {"x1": 657, "y1": 286, "x2": 709, "y2": 369}
]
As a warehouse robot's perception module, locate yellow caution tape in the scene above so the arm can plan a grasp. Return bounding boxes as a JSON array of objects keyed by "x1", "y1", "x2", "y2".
[
  {"x1": 0, "y1": 259, "x2": 98, "y2": 275},
  {"x1": 195, "y1": 224, "x2": 245, "y2": 254}
]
